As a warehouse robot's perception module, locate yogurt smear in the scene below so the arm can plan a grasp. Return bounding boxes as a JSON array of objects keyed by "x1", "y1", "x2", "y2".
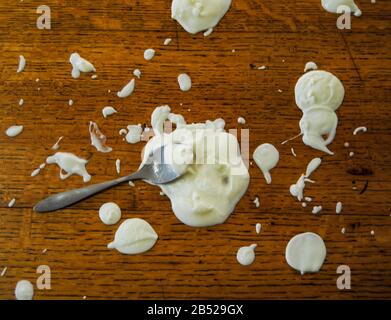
[
  {"x1": 69, "y1": 53, "x2": 96, "y2": 79},
  {"x1": 236, "y1": 244, "x2": 257, "y2": 266},
  {"x1": 5, "y1": 125, "x2": 23, "y2": 137},
  {"x1": 89, "y1": 122, "x2": 112, "y2": 153},
  {"x1": 46, "y1": 152, "x2": 91, "y2": 183}
]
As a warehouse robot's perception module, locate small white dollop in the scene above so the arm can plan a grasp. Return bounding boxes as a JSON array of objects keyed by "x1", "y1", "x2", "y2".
[
  {"x1": 1, "y1": 267, "x2": 7, "y2": 277},
  {"x1": 370, "y1": 230, "x2": 375, "y2": 235},
  {"x1": 46, "y1": 152, "x2": 91, "y2": 183},
  {"x1": 321, "y1": 0, "x2": 362, "y2": 17},
  {"x1": 102, "y1": 106, "x2": 117, "y2": 118},
  {"x1": 19, "y1": 98, "x2": 24, "y2": 106},
  {"x1": 306, "y1": 157, "x2": 322, "y2": 177},
  {"x1": 344, "y1": 142, "x2": 350, "y2": 148},
  {"x1": 17, "y1": 55, "x2": 26, "y2": 73},
  {"x1": 133, "y1": 69, "x2": 141, "y2": 79},
  {"x1": 69, "y1": 52, "x2": 96, "y2": 79},
  {"x1": 117, "y1": 79, "x2": 135, "y2": 98},
  {"x1": 125, "y1": 124, "x2": 143, "y2": 144},
  {"x1": 144, "y1": 49, "x2": 155, "y2": 61},
  {"x1": 302, "y1": 202, "x2": 307, "y2": 208},
  {"x1": 312, "y1": 206, "x2": 322, "y2": 214},
  {"x1": 68, "y1": 99, "x2": 74, "y2": 106},
  {"x1": 253, "y1": 197, "x2": 260, "y2": 208},
  {"x1": 237, "y1": 117, "x2": 246, "y2": 124},
  {"x1": 236, "y1": 244, "x2": 257, "y2": 266},
  {"x1": 39, "y1": 163, "x2": 46, "y2": 169},
  {"x1": 115, "y1": 159, "x2": 121, "y2": 174},
  {"x1": 253, "y1": 143, "x2": 279, "y2": 184},
  {"x1": 255, "y1": 223, "x2": 262, "y2": 234},
  {"x1": 129, "y1": 181, "x2": 135, "y2": 187},
  {"x1": 164, "y1": 38, "x2": 172, "y2": 46},
  {"x1": 91, "y1": 74, "x2": 98, "y2": 79},
  {"x1": 353, "y1": 126, "x2": 367, "y2": 135},
  {"x1": 178, "y1": 73, "x2": 192, "y2": 92},
  {"x1": 304, "y1": 61, "x2": 318, "y2": 73},
  {"x1": 99, "y1": 202, "x2": 121, "y2": 225},
  {"x1": 341, "y1": 227, "x2": 346, "y2": 234},
  {"x1": 285, "y1": 232, "x2": 326, "y2": 275},
  {"x1": 8, "y1": 198, "x2": 16, "y2": 208},
  {"x1": 305, "y1": 197, "x2": 312, "y2": 202},
  {"x1": 89, "y1": 122, "x2": 112, "y2": 153},
  {"x1": 349, "y1": 151, "x2": 354, "y2": 157},
  {"x1": 15, "y1": 280, "x2": 34, "y2": 300},
  {"x1": 5, "y1": 125, "x2": 23, "y2": 137},
  {"x1": 291, "y1": 147, "x2": 297, "y2": 157},
  {"x1": 336, "y1": 201, "x2": 343, "y2": 214},
  {"x1": 258, "y1": 65, "x2": 266, "y2": 70},
  {"x1": 107, "y1": 218, "x2": 158, "y2": 255}
]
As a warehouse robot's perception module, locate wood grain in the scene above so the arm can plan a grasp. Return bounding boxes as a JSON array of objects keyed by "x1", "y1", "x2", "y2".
[{"x1": 0, "y1": 0, "x2": 390, "y2": 300}]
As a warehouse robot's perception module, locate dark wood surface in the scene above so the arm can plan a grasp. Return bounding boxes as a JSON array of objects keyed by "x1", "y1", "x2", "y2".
[{"x1": 0, "y1": 0, "x2": 390, "y2": 299}]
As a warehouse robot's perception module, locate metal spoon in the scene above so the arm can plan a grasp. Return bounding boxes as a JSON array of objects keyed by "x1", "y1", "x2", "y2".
[{"x1": 34, "y1": 145, "x2": 180, "y2": 213}]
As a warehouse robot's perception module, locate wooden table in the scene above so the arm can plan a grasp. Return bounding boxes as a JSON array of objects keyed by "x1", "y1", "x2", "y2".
[{"x1": 0, "y1": 0, "x2": 390, "y2": 300}]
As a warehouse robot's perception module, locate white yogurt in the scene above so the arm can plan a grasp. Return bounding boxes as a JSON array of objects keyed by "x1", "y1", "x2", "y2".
[
  {"x1": 237, "y1": 117, "x2": 246, "y2": 124},
  {"x1": 51, "y1": 136, "x2": 63, "y2": 150},
  {"x1": 46, "y1": 152, "x2": 91, "y2": 182},
  {"x1": 102, "y1": 106, "x2": 117, "y2": 118},
  {"x1": 285, "y1": 232, "x2": 327, "y2": 274},
  {"x1": 164, "y1": 38, "x2": 172, "y2": 45},
  {"x1": 305, "y1": 157, "x2": 322, "y2": 177},
  {"x1": 295, "y1": 70, "x2": 345, "y2": 155},
  {"x1": 99, "y1": 202, "x2": 121, "y2": 225},
  {"x1": 353, "y1": 126, "x2": 367, "y2": 135},
  {"x1": 253, "y1": 143, "x2": 279, "y2": 184},
  {"x1": 171, "y1": 0, "x2": 232, "y2": 34},
  {"x1": 115, "y1": 159, "x2": 121, "y2": 174},
  {"x1": 321, "y1": 0, "x2": 362, "y2": 17},
  {"x1": 144, "y1": 49, "x2": 155, "y2": 61},
  {"x1": 203, "y1": 28, "x2": 213, "y2": 37},
  {"x1": 17, "y1": 55, "x2": 26, "y2": 73},
  {"x1": 236, "y1": 244, "x2": 257, "y2": 266},
  {"x1": 19, "y1": 98, "x2": 24, "y2": 106},
  {"x1": 117, "y1": 79, "x2": 135, "y2": 98},
  {"x1": 125, "y1": 124, "x2": 143, "y2": 144},
  {"x1": 108, "y1": 218, "x2": 158, "y2": 254},
  {"x1": 8, "y1": 198, "x2": 16, "y2": 208},
  {"x1": 178, "y1": 73, "x2": 192, "y2": 91},
  {"x1": 253, "y1": 197, "x2": 260, "y2": 208},
  {"x1": 304, "y1": 61, "x2": 318, "y2": 73},
  {"x1": 133, "y1": 69, "x2": 142, "y2": 79},
  {"x1": 141, "y1": 106, "x2": 250, "y2": 227},
  {"x1": 336, "y1": 201, "x2": 343, "y2": 214},
  {"x1": 255, "y1": 223, "x2": 262, "y2": 234},
  {"x1": 15, "y1": 280, "x2": 34, "y2": 300},
  {"x1": 69, "y1": 53, "x2": 96, "y2": 79},
  {"x1": 312, "y1": 205, "x2": 322, "y2": 214},
  {"x1": 89, "y1": 122, "x2": 112, "y2": 153},
  {"x1": 5, "y1": 125, "x2": 23, "y2": 137}
]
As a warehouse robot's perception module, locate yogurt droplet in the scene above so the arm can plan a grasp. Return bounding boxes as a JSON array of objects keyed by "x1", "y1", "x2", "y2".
[
  {"x1": 15, "y1": 280, "x2": 34, "y2": 300},
  {"x1": 117, "y1": 79, "x2": 135, "y2": 98},
  {"x1": 69, "y1": 53, "x2": 96, "y2": 79},
  {"x1": 89, "y1": 122, "x2": 112, "y2": 153},
  {"x1": 253, "y1": 143, "x2": 279, "y2": 184},
  {"x1": 305, "y1": 157, "x2": 322, "y2": 177},
  {"x1": 5, "y1": 125, "x2": 23, "y2": 137},
  {"x1": 19, "y1": 98, "x2": 24, "y2": 106},
  {"x1": 46, "y1": 152, "x2": 91, "y2": 183},
  {"x1": 102, "y1": 106, "x2": 117, "y2": 118},
  {"x1": 17, "y1": 55, "x2": 26, "y2": 73},
  {"x1": 353, "y1": 126, "x2": 367, "y2": 135},
  {"x1": 99, "y1": 202, "x2": 121, "y2": 225},
  {"x1": 178, "y1": 73, "x2": 192, "y2": 91},
  {"x1": 144, "y1": 49, "x2": 155, "y2": 61},
  {"x1": 108, "y1": 218, "x2": 158, "y2": 255},
  {"x1": 125, "y1": 124, "x2": 143, "y2": 144},
  {"x1": 312, "y1": 205, "x2": 322, "y2": 214},
  {"x1": 115, "y1": 159, "x2": 121, "y2": 174},
  {"x1": 133, "y1": 69, "x2": 141, "y2": 79},
  {"x1": 236, "y1": 244, "x2": 257, "y2": 266},
  {"x1": 304, "y1": 61, "x2": 318, "y2": 73},
  {"x1": 285, "y1": 232, "x2": 326, "y2": 275},
  {"x1": 336, "y1": 201, "x2": 343, "y2": 214},
  {"x1": 255, "y1": 223, "x2": 262, "y2": 234},
  {"x1": 237, "y1": 117, "x2": 246, "y2": 124},
  {"x1": 51, "y1": 136, "x2": 63, "y2": 150},
  {"x1": 8, "y1": 198, "x2": 16, "y2": 208},
  {"x1": 164, "y1": 38, "x2": 172, "y2": 46}
]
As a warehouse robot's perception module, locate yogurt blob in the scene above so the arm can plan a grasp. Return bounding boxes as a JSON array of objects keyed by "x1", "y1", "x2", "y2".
[
  {"x1": 46, "y1": 152, "x2": 91, "y2": 182},
  {"x1": 321, "y1": 0, "x2": 362, "y2": 17},
  {"x1": 295, "y1": 70, "x2": 345, "y2": 155},
  {"x1": 99, "y1": 202, "x2": 121, "y2": 225},
  {"x1": 285, "y1": 232, "x2": 327, "y2": 275},
  {"x1": 253, "y1": 143, "x2": 279, "y2": 184},
  {"x1": 108, "y1": 218, "x2": 158, "y2": 254},
  {"x1": 171, "y1": 0, "x2": 232, "y2": 34},
  {"x1": 15, "y1": 280, "x2": 34, "y2": 300},
  {"x1": 141, "y1": 106, "x2": 250, "y2": 227},
  {"x1": 237, "y1": 244, "x2": 257, "y2": 266}
]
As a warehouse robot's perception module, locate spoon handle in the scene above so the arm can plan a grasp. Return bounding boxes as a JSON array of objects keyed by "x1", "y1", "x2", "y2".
[{"x1": 34, "y1": 171, "x2": 143, "y2": 213}]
